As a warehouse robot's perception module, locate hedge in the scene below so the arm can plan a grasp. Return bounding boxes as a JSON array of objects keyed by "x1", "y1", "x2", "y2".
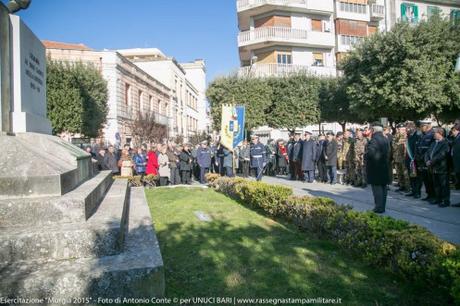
[{"x1": 205, "y1": 174, "x2": 460, "y2": 303}]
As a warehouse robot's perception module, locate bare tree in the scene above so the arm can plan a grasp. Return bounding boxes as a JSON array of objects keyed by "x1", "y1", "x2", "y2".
[{"x1": 127, "y1": 112, "x2": 168, "y2": 147}]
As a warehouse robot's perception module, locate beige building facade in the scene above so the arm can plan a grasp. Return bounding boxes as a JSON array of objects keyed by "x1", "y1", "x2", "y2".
[{"x1": 44, "y1": 41, "x2": 171, "y2": 147}]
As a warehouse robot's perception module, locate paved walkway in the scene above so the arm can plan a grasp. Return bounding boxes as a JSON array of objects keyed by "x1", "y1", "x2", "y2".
[{"x1": 260, "y1": 176, "x2": 460, "y2": 244}]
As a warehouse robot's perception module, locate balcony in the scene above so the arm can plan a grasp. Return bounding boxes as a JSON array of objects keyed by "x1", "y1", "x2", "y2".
[
  {"x1": 238, "y1": 63, "x2": 336, "y2": 78},
  {"x1": 238, "y1": 26, "x2": 335, "y2": 49},
  {"x1": 237, "y1": 0, "x2": 334, "y2": 15},
  {"x1": 370, "y1": 4, "x2": 385, "y2": 19}
]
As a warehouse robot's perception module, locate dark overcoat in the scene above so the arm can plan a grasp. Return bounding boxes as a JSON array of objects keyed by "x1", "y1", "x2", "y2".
[
  {"x1": 301, "y1": 140, "x2": 317, "y2": 171},
  {"x1": 425, "y1": 139, "x2": 449, "y2": 174},
  {"x1": 365, "y1": 132, "x2": 391, "y2": 185},
  {"x1": 179, "y1": 150, "x2": 192, "y2": 171},
  {"x1": 451, "y1": 134, "x2": 460, "y2": 173},
  {"x1": 324, "y1": 140, "x2": 338, "y2": 167}
]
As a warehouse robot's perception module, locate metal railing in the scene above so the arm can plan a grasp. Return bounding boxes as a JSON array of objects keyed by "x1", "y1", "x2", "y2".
[
  {"x1": 370, "y1": 4, "x2": 385, "y2": 18},
  {"x1": 238, "y1": 63, "x2": 336, "y2": 78},
  {"x1": 237, "y1": 0, "x2": 307, "y2": 11},
  {"x1": 238, "y1": 26, "x2": 308, "y2": 45}
]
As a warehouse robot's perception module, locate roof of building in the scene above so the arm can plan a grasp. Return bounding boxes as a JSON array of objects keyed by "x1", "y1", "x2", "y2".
[
  {"x1": 42, "y1": 40, "x2": 92, "y2": 51},
  {"x1": 117, "y1": 48, "x2": 167, "y2": 59}
]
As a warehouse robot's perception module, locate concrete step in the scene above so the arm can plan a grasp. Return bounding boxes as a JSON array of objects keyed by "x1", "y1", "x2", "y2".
[
  {"x1": 0, "y1": 170, "x2": 113, "y2": 228},
  {"x1": 0, "y1": 179, "x2": 129, "y2": 265},
  {"x1": 0, "y1": 187, "x2": 165, "y2": 300}
]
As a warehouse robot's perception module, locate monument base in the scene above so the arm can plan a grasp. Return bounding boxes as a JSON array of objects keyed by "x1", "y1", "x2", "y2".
[{"x1": 0, "y1": 132, "x2": 92, "y2": 198}]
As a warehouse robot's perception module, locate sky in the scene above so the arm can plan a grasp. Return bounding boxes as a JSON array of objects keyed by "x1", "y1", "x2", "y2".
[{"x1": 16, "y1": 0, "x2": 240, "y2": 84}]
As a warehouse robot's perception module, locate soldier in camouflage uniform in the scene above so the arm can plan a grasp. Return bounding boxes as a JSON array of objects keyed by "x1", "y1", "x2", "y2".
[
  {"x1": 344, "y1": 130, "x2": 355, "y2": 185},
  {"x1": 393, "y1": 123, "x2": 411, "y2": 192},
  {"x1": 353, "y1": 129, "x2": 368, "y2": 187}
]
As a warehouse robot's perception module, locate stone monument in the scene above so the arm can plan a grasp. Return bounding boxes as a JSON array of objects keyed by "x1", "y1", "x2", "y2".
[{"x1": 0, "y1": 0, "x2": 164, "y2": 300}]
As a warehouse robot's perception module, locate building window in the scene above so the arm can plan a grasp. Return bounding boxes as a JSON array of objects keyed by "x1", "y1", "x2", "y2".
[
  {"x1": 312, "y1": 53, "x2": 324, "y2": 67},
  {"x1": 149, "y1": 95, "x2": 153, "y2": 112},
  {"x1": 427, "y1": 6, "x2": 441, "y2": 19},
  {"x1": 451, "y1": 9, "x2": 460, "y2": 25},
  {"x1": 139, "y1": 90, "x2": 143, "y2": 113},
  {"x1": 311, "y1": 19, "x2": 322, "y2": 31},
  {"x1": 158, "y1": 99, "x2": 162, "y2": 114},
  {"x1": 401, "y1": 3, "x2": 419, "y2": 24},
  {"x1": 339, "y1": 2, "x2": 367, "y2": 14},
  {"x1": 277, "y1": 53, "x2": 292, "y2": 64},
  {"x1": 125, "y1": 84, "x2": 131, "y2": 106},
  {"x1": 340, "y1": 35, "x2": 364, "y2": 46},
  {"x1": 164, "y1": 102, "x2": 168, "y2": 116}
]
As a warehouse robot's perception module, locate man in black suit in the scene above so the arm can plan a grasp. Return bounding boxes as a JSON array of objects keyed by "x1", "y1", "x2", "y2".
[
  {"x1": 425, "y1": 128, "x2": 450, "y2": 207},
  {"x1": 324, "y1": 132, "x2": 338, "y2": 184},
  {"x1": 451, "y1": 125, "x2": 460, "y2": 191},
  {"x1": 366, "y1": 122, "x2": 391, "y2": 213},
  {"x1": 415, "y1": 120, "x2": 435, "y2": 202}
]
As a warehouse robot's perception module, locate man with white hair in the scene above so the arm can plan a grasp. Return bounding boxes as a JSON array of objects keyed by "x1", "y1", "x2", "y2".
[{"x1": 365, "y1": 122, "x2": 391, "y2": 213}]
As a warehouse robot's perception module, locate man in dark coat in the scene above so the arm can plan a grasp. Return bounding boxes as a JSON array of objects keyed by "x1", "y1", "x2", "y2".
[
  {"x1": 324, "y1": 132, "x2": 338, "y2": 184},
  {"x1": 415, "y1": 120, "x2": 435, "y2": 201},
  {"x1": 293, "y1": 133, "x2": 303, "y2": 181},
  {"x1": 301, "y1": 132, "x2": 317, "y2": 183},
  {"x1": 179, "y1": 144, "x2": 193, "y2": 184},
  {"x1": 196, "y1": 141, "x2": 212, "y2": 184},
  {"x1": 316, "y1": 134, "x2": 328, "y2": 183},
  {"x1": 425, "y1": 128, "x2": 450, "y2": 207},
  {"x1": 103, "y1": 145, "x2": 119, "y2": 175},
  {"x1": 451, "y1": 125, "x2": 460, "y2": 192},
  {"x1": 239, "y1": 140, "x2": 251, "y2": 178},
  {"x1": 250, "y1": 135, "x2": 266, "y2": 181},
  {"x1": 287, "y1": 134, "x2": 296, "y2": 180},
  {"x1": 405, "y1": 121, "x2": 422, "y2": 198},
  {"x1": 218, "y1": 145, "x2": 234, "y2": 177},
  {"x1": 365, "y1": 123, "x2": 391, "y2": 213}
]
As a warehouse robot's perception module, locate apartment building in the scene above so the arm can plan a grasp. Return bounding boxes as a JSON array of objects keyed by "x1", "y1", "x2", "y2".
[
  {"x1": 43, "y1": 41, "x2": 171, "y2": 146},
  {"x1": 237, "y1": 0, "x2": 460, "y2": 77},
  {"x1": 118, "y1": 49, "x2": 208, "y2": 140},
  {"x1": 237, "y1": 0, "x2": 337, "y2": 78}
]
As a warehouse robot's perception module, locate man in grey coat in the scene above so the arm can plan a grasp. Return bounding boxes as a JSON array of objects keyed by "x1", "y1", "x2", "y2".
[
  {"x1": 301, "y1": 131, "x2": 317, "y2": 183},
  {"x1": 103, "y1": 145, "x2": 119, "y2": 175}
]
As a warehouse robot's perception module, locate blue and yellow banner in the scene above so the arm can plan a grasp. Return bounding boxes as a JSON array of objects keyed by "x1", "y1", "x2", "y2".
[{"x1": 220, "y1": 104, "x2": 245, "y2": 151}]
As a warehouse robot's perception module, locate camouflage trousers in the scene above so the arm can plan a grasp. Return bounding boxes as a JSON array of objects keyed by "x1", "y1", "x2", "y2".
[
  {"x1": 395, "y1": 161, "x2": 410, "y2": 191},
  {"x1": 344, "y1": 159, "x2": 355, "y2": 184},
  {"x1": 354, "y1": 160, "x2": 367, "y2": 186}
]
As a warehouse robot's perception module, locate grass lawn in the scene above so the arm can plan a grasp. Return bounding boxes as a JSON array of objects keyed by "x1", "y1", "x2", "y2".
[{"x1": 146, "y1": 187, "x2": 446, "y2": 306}]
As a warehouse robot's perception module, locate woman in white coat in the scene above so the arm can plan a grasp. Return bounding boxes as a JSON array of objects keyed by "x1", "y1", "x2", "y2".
[{"x1": 158, "y1": 145, "x2": 170, "y2": 186}]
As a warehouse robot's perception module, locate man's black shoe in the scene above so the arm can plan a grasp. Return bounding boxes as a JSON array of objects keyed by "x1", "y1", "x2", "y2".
[
  {"x1": 438, "y1": 203, "x2": 450, "y2": 208},
  {"x1": 429, "y1": 200, "x2": 441, "y2": 205},
  {"x1": 372, "y1": 208, "x2": 385, "y2": 214}
]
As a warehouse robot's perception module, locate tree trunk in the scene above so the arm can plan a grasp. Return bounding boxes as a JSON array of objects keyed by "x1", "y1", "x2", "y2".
[{"x1": 339, "y1": 122, "x2": 346, "y2": 132}]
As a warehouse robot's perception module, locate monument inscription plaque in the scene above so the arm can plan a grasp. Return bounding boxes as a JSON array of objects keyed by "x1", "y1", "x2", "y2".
[{"x1": 10, "y1": 14, "x2": 51, "y2": 134}]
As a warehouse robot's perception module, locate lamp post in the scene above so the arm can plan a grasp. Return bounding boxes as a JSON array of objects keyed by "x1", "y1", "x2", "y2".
[{"x1": 0, "y1": 0, "x2": 31, "y2": 134}]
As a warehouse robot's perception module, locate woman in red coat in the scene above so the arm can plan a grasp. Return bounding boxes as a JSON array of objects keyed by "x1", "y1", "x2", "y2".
[{"x1": 146, "y1": 150, "x2": 159, "y2": 175}]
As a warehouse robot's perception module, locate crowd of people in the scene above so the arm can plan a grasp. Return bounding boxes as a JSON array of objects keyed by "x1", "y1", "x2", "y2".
[{"x1": 85, "y1": 118, "x2": 460, "y2": 214}]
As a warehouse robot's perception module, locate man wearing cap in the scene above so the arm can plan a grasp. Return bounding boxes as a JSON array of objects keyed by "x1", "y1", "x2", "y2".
[
  {"x1": 301, "y1": 131, "x2": 317, "y2": 183},
  {"x1": 250, "y1": 135, "x2": 266, "y2": 181},
  {"x1": 393, "y1": 123, "x2": 410, "y2": 192},
  {"x1": 366, "y1": 122, "x2": 391, "y2": 213},
  {"x1": 197, "y1": 141, "x2": 212, "y2": 184},
  {"x1": 415, "y1": 120, "x2": 435, "y2": 202},
  {"x1": 425, "y1": 128, "x2": 450, "y2": 207},
  {"x1": 353, "y1": 128, "x2": 368, "y2": 187},
  {"x1": 324, "y1": 132, "x2": 338, "y2": 184}
]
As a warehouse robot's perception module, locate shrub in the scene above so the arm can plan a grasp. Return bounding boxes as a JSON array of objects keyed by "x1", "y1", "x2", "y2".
[{"x1": 209, "y1": 176, "x2": 459, "y2": 302}]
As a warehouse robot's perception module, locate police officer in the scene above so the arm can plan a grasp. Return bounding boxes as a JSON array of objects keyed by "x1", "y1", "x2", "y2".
[
  {"x1": 250, "y1": 135, "x2": 266, "y2": 181},
  {"x1": 196, "y1": 140, "x2": 212, "y2": 184},
  {"x1": 415, "y1": 120, "x2": 435, "y2": 201}
]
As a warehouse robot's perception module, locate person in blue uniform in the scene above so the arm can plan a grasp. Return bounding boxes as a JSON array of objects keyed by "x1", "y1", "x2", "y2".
[
  {"x1": 250, "y1": 135, "x2": 266, "y2": 181},
  {"x1": 415, "y1": 120, "x2": 435, "y2": 202},
  {"x1": 196, "y1": 140, "x2": 212, "y2": 184}
]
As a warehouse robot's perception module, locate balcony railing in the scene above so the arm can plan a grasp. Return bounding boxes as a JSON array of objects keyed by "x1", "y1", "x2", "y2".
[
  {"x1": 237, "y1": 0, "x2": 307, "y2": 11},
  {"x1": 238, "y1": 26, "x2": 308, "y2": 45},
  {"x1": 370, "y1": 4, "x2": 385, "y2": 19},
  {"x1": 238, "y1": 63, "x2": 336, "y2": 78}
]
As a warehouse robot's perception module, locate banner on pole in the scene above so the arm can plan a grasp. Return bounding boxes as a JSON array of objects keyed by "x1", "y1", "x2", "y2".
[{"x1": 220, "y1": 104, "x2": 246, "y2": 151}]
